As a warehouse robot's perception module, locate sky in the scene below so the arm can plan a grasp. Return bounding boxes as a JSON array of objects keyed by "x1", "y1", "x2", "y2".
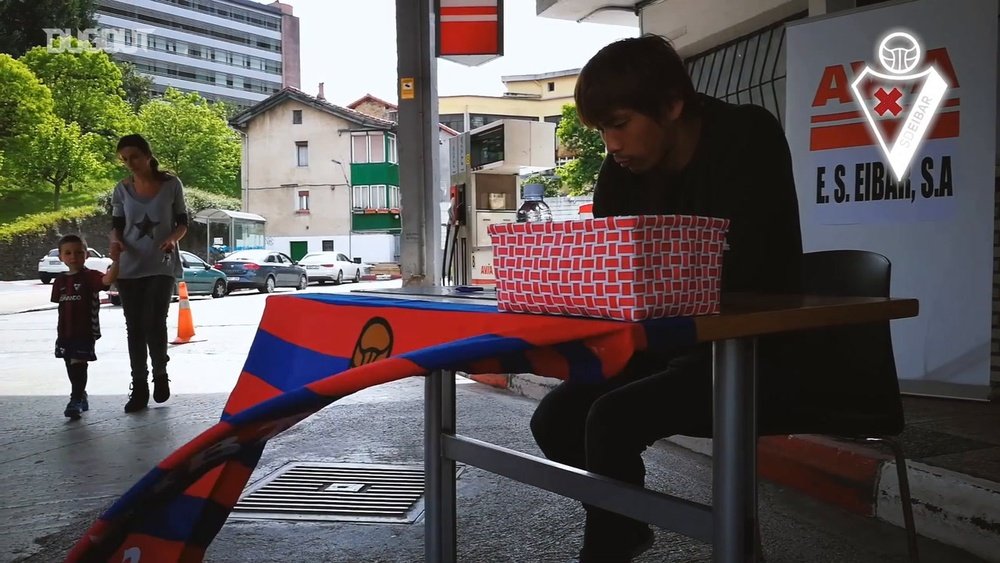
[{"x1": 266, "y1": 0, "x2": 637, "y2": 106}]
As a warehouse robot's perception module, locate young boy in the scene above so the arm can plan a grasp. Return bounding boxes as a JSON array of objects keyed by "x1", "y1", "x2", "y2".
[{"x1": 51, "y1": 235, "x2": 119, "y2": 419}]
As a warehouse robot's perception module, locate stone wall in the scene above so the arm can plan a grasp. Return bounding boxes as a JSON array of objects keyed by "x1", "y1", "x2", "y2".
[{"x1": 0, "y1": 213, "x2": 209, "y2": 281}]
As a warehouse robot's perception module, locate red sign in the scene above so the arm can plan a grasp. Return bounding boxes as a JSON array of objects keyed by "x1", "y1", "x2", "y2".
[{"x1": 437, "y1": 0, "x2": 503, "y2": 66}]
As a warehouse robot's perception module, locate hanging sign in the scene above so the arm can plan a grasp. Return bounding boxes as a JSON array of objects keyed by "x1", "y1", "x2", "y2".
[{"x1": 437, "y1": 0, "x2": 503, "y2": 67}]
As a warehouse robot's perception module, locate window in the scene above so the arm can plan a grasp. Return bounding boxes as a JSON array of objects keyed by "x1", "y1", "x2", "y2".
[
  {"x1": 369, "y1": 132, "x2": 385, "y2": 163},
  {"x1": 322, "y1": 240, "x2": 334, "y2": 252},
  {"x1": 297, "y1": 190, "x2": 310, "y2": 212},
  {"x1": 353, "y1": 185, "x2": 370, "y2": 209},
  {"x1": 388, "y1": 185, "x2": 401, "y2": 209},
  {"x1": 337, "y1": 253, "x2": 350, "y2": 262},
  {"x1": 371, "y1": 184, "x2": 388, "y2": 208},
  {"x1": 387, "y1": 134, "x2": 398, "y2": 164},
  {"x1": 296, "y1": 141, "x2": 308, "y2": 166},
  {"x1": 387, "y1": 110, "x2": 398, "y2": 122},
  {"x1": 351, "y1": 134, "x2": 369, "y2": 163},
  {"x1": 547, "y1": 81, "x2": 555, "y2": 92},
  {"x1": 292, "y1": 110, "x2": 302, "y2": 124},
  {"x1": 87, "y1": 249, "x2": 100, "y2": 258}
]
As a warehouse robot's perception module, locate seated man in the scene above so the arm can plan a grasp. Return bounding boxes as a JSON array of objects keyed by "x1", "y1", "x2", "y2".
[{"x1": 529, "y1": 35, "x2": 803, "y2": 562}]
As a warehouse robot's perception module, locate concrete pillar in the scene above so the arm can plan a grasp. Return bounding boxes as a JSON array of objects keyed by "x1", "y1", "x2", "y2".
[{"x1": 396, "y1": 0, "x2": 442, "y2": 287}]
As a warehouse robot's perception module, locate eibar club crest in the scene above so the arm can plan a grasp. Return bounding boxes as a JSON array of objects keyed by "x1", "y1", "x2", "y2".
[{"x1": 850, "y1": 31, "x2": 949, "y2": 182}]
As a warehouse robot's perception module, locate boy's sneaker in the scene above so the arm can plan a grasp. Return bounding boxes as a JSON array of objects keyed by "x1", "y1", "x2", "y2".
[
  {"x1": 64, "y1": 398, "x2": 83, "y2": 419},
  {"x1": 80, "y1": 391, "x2": 89, "y2": 412}
]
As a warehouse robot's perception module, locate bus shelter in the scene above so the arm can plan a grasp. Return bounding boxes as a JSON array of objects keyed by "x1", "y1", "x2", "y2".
[{"x1": 193, "y1": 208, "x2": 267, "y2": 263}]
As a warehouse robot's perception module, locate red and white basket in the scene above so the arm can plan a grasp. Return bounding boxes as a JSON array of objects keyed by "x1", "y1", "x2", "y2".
[{"x1": 489, "y1": 215, "x2": 730, "y2": 322}]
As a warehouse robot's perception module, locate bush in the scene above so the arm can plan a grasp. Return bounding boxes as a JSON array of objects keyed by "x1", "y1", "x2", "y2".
[
  {"x1": 95, "y1": 185, "x2": 241, "y2": 215},
  {"x1": 0, "y1": 205, "x2": 101, "y2": 243}
]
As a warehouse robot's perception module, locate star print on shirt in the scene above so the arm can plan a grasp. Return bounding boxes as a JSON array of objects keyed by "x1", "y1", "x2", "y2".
[{"x1": 133, "y1": 213, "x2": 160, "y2": 240}]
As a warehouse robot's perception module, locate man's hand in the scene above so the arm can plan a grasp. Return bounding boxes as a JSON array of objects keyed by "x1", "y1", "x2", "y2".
[{"x1": 159, "y1": 238, "x2": 176, "y2": 253}]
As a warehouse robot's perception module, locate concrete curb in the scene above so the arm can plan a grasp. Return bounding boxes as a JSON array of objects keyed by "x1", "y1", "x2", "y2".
[
  {"x1": 466, "y1": 372, "x2": 1000, "y2": 562},
  {"x1": 3, "y1": 296, "x2": 113, "y2": 316}
]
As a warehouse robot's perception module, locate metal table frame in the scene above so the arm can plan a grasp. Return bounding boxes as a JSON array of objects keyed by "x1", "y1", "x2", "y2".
[
  {"x1": 354, "y1": 287, "x2": 917, "y2": 563},
  {"x1": 424, "y1": 337, "x2": 757, "y2": 563}
]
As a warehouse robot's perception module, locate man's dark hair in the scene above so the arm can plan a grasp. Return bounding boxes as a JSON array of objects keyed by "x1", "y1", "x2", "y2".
[
  {"x1": 58, "y1": 234, "x2": 85, "y2": 252},
  {"x1": 575, "y1": 34, "x2": 699, "y2": 128}
]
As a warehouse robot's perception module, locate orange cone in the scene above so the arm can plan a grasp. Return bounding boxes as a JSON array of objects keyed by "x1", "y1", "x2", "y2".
[{"x1": 171, "y1": 281, "x2": 197, "y2": 344}]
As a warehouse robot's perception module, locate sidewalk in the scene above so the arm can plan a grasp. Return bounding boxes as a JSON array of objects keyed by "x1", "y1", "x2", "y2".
[
  {"x1": 476, "y1": 373, "x2": 1000, "y2": 562},
  {"x1": 4, "y1": 379, "x2": 986, "y2": 563}
]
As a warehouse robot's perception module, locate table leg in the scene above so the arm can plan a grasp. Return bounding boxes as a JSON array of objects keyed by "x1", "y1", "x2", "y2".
[
  {"x1": 712, "y1": 338, "x2": 758, "y2": 563},
  {"x1": 425, "y1": 369, "x2": 457, "y2": 563}
]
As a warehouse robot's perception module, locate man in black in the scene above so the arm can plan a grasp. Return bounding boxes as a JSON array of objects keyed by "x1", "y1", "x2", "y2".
[{"x1": 529, "y1": 35, "x2": 803, "y2": 562}]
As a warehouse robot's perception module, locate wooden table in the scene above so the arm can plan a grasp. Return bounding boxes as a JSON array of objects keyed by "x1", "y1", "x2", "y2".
[{"x1": 359, "y1": 288, "x2": 919, "y2": 562}]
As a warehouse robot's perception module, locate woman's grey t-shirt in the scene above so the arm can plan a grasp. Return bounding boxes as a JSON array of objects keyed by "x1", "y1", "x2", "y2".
[{"x1": 111, "y1": 175, "x2": 187, "y2": 280}]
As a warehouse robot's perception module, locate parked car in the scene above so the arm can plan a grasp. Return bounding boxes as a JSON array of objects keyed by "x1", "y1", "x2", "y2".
[
  {"x1": 37, "y1": 248, "x2": 113, "y2": 284},
  {"x1": 213, "y1": 249, "x2": 308, "y2": 294},
  {"x1": 297, "y1": 251, "x2": 371, "y2": 284},
  {"x1": 107, "y1": 251, "x2": 228, "y2": 305}
]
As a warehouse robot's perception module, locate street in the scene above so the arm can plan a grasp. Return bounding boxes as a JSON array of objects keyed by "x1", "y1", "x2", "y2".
[
  {"x1": 0, "y1": 281, "x2": 986, "y2": 562},
  {"x1": 0, "y1": 279, "x2": 404, "y2": 396}
]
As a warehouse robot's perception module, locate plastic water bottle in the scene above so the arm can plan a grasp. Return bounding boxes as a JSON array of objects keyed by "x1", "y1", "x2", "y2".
[{"x1": 516, "y1": 183, "x2": 553, "y2": 223}]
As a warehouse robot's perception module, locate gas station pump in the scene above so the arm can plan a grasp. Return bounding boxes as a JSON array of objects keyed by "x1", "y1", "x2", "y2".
[{"x1": 444, "y1": 119, "x2": 556, "y2": 287}]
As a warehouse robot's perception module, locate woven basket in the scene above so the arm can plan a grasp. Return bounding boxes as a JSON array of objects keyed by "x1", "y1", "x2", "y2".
[{"x1": 489, "y1": 215, "x2": 730, "y2": 321}]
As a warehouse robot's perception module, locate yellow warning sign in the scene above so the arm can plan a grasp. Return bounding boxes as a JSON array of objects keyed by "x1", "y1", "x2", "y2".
[{"x1": 400, "y1": 78, "x2": 415, "y2": 100}]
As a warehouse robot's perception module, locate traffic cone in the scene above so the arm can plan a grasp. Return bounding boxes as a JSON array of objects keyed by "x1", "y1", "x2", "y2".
[{"x1": 171, "y1": 281, "x2": 197, "y2": 344}]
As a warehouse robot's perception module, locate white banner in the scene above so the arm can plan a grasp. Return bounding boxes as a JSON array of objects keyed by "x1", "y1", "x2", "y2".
[{"x1": 785, "y1": 0, "x2": 997, "y2": 399}]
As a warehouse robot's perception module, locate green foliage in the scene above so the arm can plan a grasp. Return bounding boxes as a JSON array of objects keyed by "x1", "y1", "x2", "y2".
[
  {"x1": 0, "y1": 54, "x2": 55, "y2": 142},
  {"x1": 139, "y1": 89, "x2": 241, "y2": 197},
  {"x1": 3, "y1": 116, "x2": 103, "y2": 209},
  {"x1": 0, "y1": 204, "x2": 101, "y2": 243},
  {"x1": 554, "y1": 104, "x2": 606, "y2": 196},
  {"x1": 20, "y1": 41, "x2": 137, "y2": 169},
  {"x1": 97, "y1": 185, "x2": 241, "y2": 216},
  {"x1": 523, "y1": 173, "x2": 563, "y2": 198},
  {"x1": 0, "y1": 0, "x2": 96, "y2": 57},
  {"x1": 117, "y1": 61, "x2": 154, "y2": 112},
  {"x1": 183, "y1": 186, "x2": 242, "y2": 213}
]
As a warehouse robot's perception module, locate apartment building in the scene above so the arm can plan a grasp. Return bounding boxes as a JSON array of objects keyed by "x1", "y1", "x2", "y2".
[{"x1": 95, "y1": 0, "x2": 300, "y2": 106}]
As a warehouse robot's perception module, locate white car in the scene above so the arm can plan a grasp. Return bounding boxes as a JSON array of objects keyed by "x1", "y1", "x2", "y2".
[
  {"x1": 298, "y1": 251, "x2": 371, "y2": 284},
  {"x1": 37, "y1": 248, "x2": 114, "y2": 284}
]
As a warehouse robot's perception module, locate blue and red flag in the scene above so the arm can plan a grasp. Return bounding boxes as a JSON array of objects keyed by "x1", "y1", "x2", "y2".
[{"x1": 67, "y1": 294, "x2": 696, "y2": 562}]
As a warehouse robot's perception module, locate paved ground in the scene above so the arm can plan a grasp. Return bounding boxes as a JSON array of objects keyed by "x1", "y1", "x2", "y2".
[{"x1": 0, "y1": 282, "x2": 988, "y2": 562}]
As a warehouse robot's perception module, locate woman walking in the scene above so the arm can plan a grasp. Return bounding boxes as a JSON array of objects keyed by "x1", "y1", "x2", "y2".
[{"x1": 110, "y1": 134, "x2": 188, "y2": 413}]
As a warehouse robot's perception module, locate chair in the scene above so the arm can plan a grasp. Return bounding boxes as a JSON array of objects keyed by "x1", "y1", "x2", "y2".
[{"x1": 761, "y1": 250, "x2": 918, "y2": 562}]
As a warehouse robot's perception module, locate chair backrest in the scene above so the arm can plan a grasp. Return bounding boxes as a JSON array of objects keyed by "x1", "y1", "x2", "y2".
[
  {"x1": 777, "y1": 250, "x2": 904, "y2": 436},
  {"x1": 801, "y1": 250, "x2": 890, "y2": 299}
]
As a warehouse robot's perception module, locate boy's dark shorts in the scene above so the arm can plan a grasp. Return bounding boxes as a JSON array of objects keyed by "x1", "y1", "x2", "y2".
[{"x1": 55, "y1": 338, "x2": 97, "y2": 362}]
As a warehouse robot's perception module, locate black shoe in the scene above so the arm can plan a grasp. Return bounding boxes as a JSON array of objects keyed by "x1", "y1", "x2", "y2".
[
  {"x1": 124, "y1": 382, "x2": 149, "y2": 413},
  {"x1": 80, "y1": 391, "x2": 89, "y2": 412},
  {"x1": 64, "y1": 398, "x2": 83, "y2": 419},
  {"x1": 152, "y1": 375, "x2": 170, "y2": 404}
]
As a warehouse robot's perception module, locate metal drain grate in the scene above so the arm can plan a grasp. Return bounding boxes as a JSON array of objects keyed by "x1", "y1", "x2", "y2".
[{"x1": 231, "y1": 462, "x2": 459, "y2": 524}]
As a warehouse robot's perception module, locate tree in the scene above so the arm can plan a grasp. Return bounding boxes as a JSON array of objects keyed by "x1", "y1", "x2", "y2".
[
  {"x1": 117, "y1": 61, "x2": 154, "y2": 112},
  {"x1": 0, "y1": 54, "x2": 55, "y2": 145},
  {"x1": 20, "y1": 42, "x2": 137, "y2": 164},
  {"x1": 0, "y1": 0, "x2": 96, "y2": 57},
  {"x1": 522, "y1": 173, "x2": 562, "y2": 198},
  {"x1": 553, "y1": 104, "x2": 606, "y2": 196},
  {"x1": 139, "y1": 88, "x2": 241, "y2": 197},
  {"x1": 4, "y1": 116, "x2": 102, "y2": 209}
]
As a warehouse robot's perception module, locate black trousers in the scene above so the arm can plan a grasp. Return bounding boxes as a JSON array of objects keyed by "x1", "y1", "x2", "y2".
[
  {"x1": 529, "y1": 346, "x2": 714, "y2": 555},
  {"x1": 117, "y1": 275, "x2": 175, "y2": 381}
]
